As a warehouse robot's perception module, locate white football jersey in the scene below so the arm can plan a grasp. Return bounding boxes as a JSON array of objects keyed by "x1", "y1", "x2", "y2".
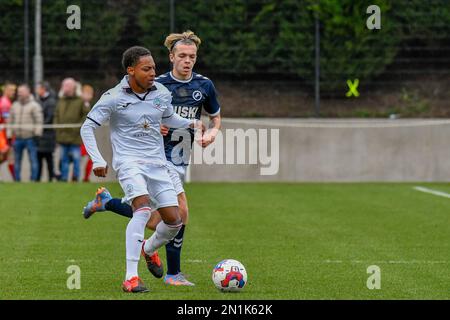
[{"x1": 83, "y1": 76, "x2": 193, "y2": 171}]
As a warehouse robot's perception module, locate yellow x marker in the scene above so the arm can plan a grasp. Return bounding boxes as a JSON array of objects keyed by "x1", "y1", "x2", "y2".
[{"x1": 346, "y1": 79, "x2": 360, "y2": 97}]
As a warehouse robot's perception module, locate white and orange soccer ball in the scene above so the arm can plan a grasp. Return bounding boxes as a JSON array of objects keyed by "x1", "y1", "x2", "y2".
[{"x1": 212, "y1": 259, "x2": 247, "y2": 292}]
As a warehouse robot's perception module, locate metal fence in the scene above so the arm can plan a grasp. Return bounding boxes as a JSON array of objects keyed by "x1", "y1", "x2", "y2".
[{"x1": 1, "y1": 0, "x2": 449, "y2": 118}]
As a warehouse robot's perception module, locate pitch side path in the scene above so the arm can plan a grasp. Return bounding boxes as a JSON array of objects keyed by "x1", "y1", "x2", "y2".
[{"x1": 0, "y1": 183, "x2": 449, "y2": 300}]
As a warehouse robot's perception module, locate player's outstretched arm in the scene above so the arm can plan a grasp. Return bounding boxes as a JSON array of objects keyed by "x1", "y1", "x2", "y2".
[
  {"x1": 80, "y1": 120, "x2": 108, "y2": 177},
  {"x1": 79, "y1": 91, "x2": 114, "y2": 177},
  {"x1": 161, "y1": 108, "x2": 195, "y2": 129}
]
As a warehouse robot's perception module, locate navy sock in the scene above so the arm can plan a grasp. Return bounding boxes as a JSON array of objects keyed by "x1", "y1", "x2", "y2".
[
  {"x1": 105, "y1": 198, "x2": 133, "y2": 218},
  {"x1": 165, "y1": 224, "x2": 185, "y2": 275}
]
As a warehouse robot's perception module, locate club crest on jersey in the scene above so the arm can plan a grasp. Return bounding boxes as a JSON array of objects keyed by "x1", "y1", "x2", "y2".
[
  {"x1": 153, "y1": 98, "x2": 164, "y2": 111},
  {"x1": 126, "y1": 184, "x2": 133, "y2": 194},
  {"x1": 192, "y1": 90, "x2": 203, "y2": 101}
]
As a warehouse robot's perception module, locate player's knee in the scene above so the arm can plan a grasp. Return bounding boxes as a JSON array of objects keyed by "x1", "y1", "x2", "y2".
[
  {"x1": 161, "y1": 207, "x2": 182, "y2": 229},
  {"x1": 166, "y1": 216, "x2": 182, "y2": 228},
  {"x1": 159, "y1": 206, "x2": 181, "y2": 224},
  {"x1": 146, "y1": 220, "x2": 156, "y2": 231},
  {"x1": 146, "y1": 210, "x2": 160, "y2": 231},
  {"x1": 131, "y1": 195, "x2": 150, "y2": 211}
]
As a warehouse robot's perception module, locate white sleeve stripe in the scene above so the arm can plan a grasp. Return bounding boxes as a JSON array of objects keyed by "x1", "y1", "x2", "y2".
[{"x1": 207, "y1": 109, "x2": 221, "y2": 117}]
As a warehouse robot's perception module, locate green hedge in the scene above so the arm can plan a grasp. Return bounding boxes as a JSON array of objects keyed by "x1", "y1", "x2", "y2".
[
  {"x1": 1, "y1": 0, "x2": 449, "y2": 92},
  {"x1": 0, "y1": 0, "x2": 125, "y2": 70}
]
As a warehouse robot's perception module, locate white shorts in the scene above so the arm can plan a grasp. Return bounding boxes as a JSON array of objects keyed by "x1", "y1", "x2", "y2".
[
  {"x1": 166, "y1": 162, "x2": 187, "y2": 195},
  {"x1": 118, "y1": 162, "x2": 178, "y2": 210}
]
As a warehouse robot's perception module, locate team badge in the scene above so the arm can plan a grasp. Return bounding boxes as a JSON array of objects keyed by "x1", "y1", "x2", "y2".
[
  {"x1": 153, "y1": 98, "x2": 163, "y2": 110},
  {"x1": 126, "y1": 184, "x2": 134, "y2": 195},
  {"x1": 192, "y1": 90, "x2": 203, "y2": 101}
]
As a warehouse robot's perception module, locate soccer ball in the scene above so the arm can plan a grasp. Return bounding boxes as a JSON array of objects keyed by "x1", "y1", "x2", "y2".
[{"x1": 212, "y1": 259, "x2": 247, "y2": 292}]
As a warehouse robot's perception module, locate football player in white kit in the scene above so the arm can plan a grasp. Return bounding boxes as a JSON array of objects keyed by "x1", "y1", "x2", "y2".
[
  {"x1": 80, "y1": 46, "x2": 204, "y2": 293},
  {"x1": 83, "y1": 31, "x2": 221, "y2": 287}
]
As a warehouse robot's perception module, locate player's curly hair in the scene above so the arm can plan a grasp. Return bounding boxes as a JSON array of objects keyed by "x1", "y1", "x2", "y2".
[
  {"x1": 122, "y1": 46, "x2": 152, "y2": 70},
  {"x1": 164, "y1": 30, "x2": 201, "y2": 53}
]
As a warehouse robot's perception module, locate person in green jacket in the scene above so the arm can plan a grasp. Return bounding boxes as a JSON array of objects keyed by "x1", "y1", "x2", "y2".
[{"x1": 54, "y1": 78, "x2": 89, "y2": 182}]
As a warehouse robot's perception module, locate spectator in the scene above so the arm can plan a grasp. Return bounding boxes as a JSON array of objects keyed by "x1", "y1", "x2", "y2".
[
  {"x1": 8, "y1": 84, "x2": 43, "y2": 182},
  {"x1": 35, "y1": 81, "x2": 57, "y2": 182},
  {"x1": 0, "y1": 126, "x2": 7, "y2": 164},
  {"x1": 0, "y1": 108, "x2": 8, "y2": 164},
  {"x1": 0, "y1": 82, "x2": 17, "y2": 179},
  {"x1": 54, "y1": 78, "x2": 88, "y2": 182},
  {"x1": 0, "y1": 82, "x2": 16, "y2": 120}
]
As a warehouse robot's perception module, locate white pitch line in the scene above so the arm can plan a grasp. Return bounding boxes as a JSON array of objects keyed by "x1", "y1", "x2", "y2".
[{"x1": 413, "y1": 186, "x2": 450, "y2": 199}]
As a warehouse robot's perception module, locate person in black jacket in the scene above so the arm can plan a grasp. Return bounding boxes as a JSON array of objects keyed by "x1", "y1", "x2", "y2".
[{"x1": 35, "y1": 81, "x2": 57, "y2": 182}]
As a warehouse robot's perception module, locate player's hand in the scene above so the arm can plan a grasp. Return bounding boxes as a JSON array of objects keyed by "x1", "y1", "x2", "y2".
[
  {"x1": 201, "y1": 130, "x2": 217, "y2": 148},
  {"x1": 196, "y1": 120, "x2": 206, "y2": 132},
  {"x1": 193, "y1": 120, "x2": 206, "y2": 146},
  {"x1": 160, "y1": 125, "x2": 169, "y2": 136},
  {"x1": 93, "y1": 166, "x2": 108, "y2": 178}
]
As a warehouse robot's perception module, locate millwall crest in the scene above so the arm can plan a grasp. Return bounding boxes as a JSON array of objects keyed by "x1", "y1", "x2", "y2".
[{"x1": 192, "y1": 90, "x2": 202, "y2": 101}]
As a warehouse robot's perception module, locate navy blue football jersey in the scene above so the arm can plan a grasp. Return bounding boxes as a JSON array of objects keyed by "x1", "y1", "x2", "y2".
[{"x1": 155, "y1": 71, "x2": 221, "y2": 166}]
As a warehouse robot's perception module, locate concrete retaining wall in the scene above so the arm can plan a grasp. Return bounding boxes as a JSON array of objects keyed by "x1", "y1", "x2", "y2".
[
  {"x1": 1, "y1": 118, "x2": 449, "y2": 182},
  {"x1": 190, "y1": 119, "x2": 450, "y2": 182}
]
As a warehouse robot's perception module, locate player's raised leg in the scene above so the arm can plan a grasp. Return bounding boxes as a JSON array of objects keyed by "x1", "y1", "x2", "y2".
[
  {"x1": 83, "y1": 187, "x2": 133, "y2": 219},
  {"x1": 82, "y1": 187, "x2": 113, "y2": 219},
  {"x1": 105, "y1": 197, "x2": 133, "y2": 218}
]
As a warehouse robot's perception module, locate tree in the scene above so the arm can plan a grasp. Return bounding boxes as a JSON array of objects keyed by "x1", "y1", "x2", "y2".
[
  {"x1": 0, "y1": 0, "x2": 27, "y2": 68},
  {"x1": 308, "y1": 0, "x2": 399, "y2": 92},
  {"x1": 41, "y1": 0, "x2": 126, "y2": 69}
]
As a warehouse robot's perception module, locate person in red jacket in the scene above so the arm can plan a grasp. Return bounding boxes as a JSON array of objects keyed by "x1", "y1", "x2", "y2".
[
  {"x1": 0, "y1": 83, "x2": 17, "y2": 179},
  {"x1": 80, "y1": 84, "x2": 94, "y2": 182}
]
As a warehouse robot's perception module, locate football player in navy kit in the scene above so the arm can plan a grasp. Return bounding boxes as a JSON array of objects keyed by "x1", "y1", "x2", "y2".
[{"x1": 83, "y1": 31, "x2": 221, "y2": 286}]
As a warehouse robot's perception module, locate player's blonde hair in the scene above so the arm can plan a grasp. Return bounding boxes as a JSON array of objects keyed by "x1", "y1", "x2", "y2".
[{"x1": 164, "y1": 30, "x2": 201, "y2": 53}]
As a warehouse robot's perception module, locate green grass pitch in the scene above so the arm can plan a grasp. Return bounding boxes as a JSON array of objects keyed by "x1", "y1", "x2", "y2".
[{"x1": 0, "y1": 182, "x2": 449, "y2": 300}]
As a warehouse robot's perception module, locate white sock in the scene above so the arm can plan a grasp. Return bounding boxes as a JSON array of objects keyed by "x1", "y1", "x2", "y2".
[
  {"x1": 125, "y1": 207, "x2": 151, "y2": 280},
  {"x1": 144, "y1": 220, "x2": 182, "y2": 255},
  {"x1": 126, "y1": 260, "x2": 138, "y2": 281}
]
